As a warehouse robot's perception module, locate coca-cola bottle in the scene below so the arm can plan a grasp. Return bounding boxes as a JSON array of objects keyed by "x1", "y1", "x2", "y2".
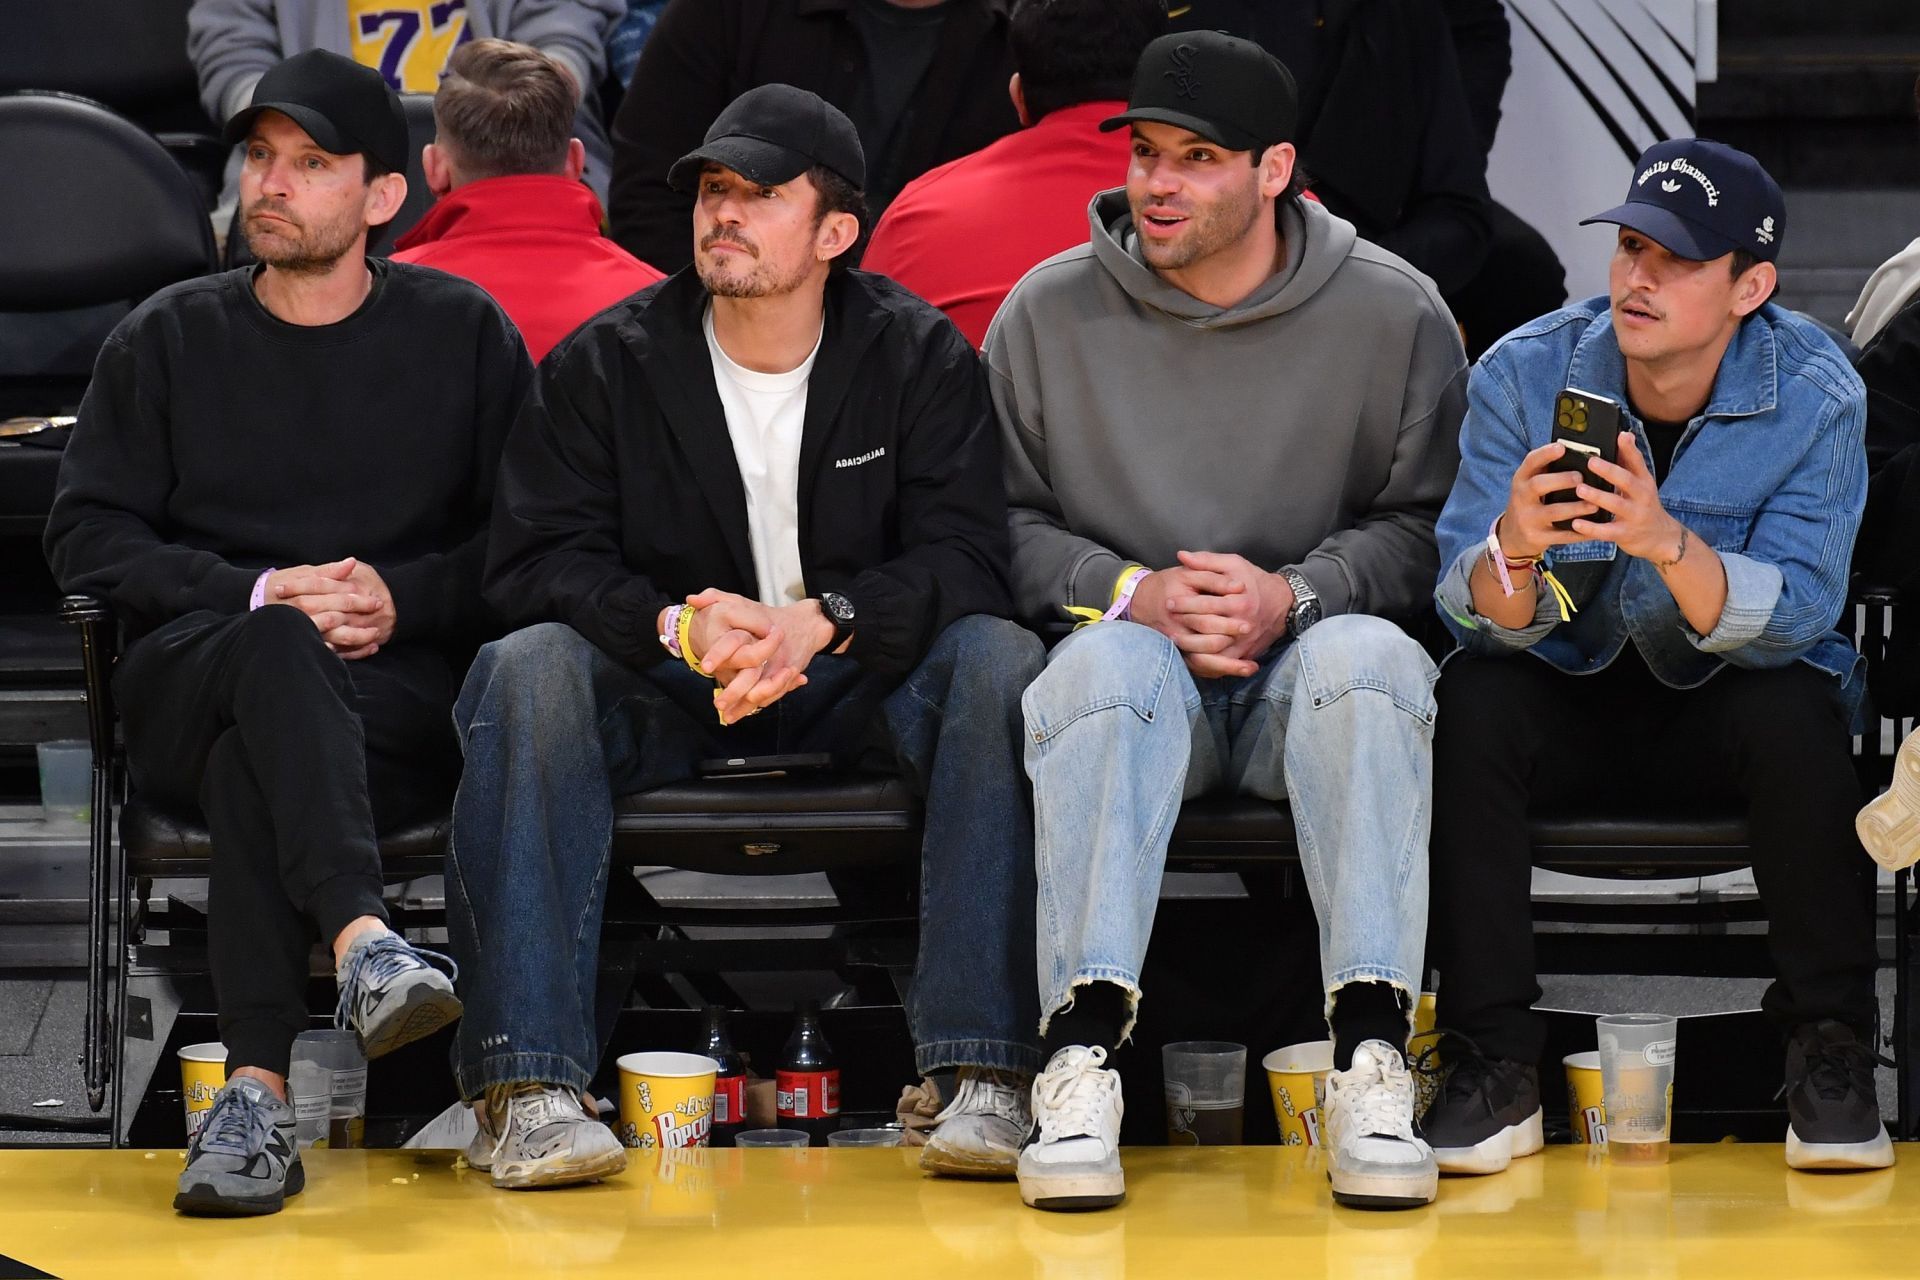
[
  {"x1": 775, "y1": 1000, "x2": 840, "y2": 1146},
  {"x1": 699, "y1": 1006, "x2": 748, "y2": 1148}
]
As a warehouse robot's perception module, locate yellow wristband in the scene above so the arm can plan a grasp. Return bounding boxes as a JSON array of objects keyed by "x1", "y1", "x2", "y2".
[
  {"x1": 677, "y1": 603, "x2": 704, "y2": 675},
  {"x1": 1110, "y1": 563, "x2": 1148, "y2": 607}
]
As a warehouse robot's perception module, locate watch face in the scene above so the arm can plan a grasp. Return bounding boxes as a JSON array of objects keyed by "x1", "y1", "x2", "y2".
[{"x1": 822, "y1": 593, "x2": 855, "y2": 623}]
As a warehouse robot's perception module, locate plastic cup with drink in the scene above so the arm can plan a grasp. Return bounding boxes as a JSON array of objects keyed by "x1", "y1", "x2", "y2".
[{"x1": 1596, "y1": 1014, "x2": 1676, "y2": 1163}]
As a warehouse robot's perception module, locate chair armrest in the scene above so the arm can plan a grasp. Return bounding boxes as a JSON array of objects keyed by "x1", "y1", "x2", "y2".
[
  {"x1": 58, "y1": 594, "x2": 119, "y2": 765},
  {"x1": 1853, "y1": 580, "x2": 1901, "y2": 611}
]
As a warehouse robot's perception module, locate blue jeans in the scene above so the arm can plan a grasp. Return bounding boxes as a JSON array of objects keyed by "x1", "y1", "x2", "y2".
[
  {"x1": 1021, "y1": 615, "x2": 1437, "y2": 1038},
  {"x1": 446, "y1": 615, "x2": 1044, "y2": 1098}
]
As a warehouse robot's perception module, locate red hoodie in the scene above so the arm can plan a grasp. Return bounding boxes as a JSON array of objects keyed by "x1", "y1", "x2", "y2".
[{"x1": 393, "y1": 175, "x2": 664, "y2": 363}]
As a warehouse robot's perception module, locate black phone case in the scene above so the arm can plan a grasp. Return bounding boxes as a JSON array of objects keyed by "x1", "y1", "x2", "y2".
[{"x1": 1548, "y1": 389, "x2": 1622, "y2": 529}]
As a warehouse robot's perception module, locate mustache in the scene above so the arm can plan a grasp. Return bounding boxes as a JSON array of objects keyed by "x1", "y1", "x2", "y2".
[
  {"x1": 700, "y1": 227, "x2": 758, "y2": 257},
  {"x1": 1615, "y1": 291, "x2": 1662, "y2": 319},
  {"x1": 245, "y1": 199, "x2": 301, "y2": 228}
]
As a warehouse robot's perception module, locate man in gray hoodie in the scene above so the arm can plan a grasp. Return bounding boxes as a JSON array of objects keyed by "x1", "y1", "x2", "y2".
[{"x1": 988, "y1": 32, "x2": 1465, "y2": 1213}]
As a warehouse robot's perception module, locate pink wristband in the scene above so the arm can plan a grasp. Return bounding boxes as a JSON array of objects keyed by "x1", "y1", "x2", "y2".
[
  {"x1": 1103, "y1": 567, "x2": 1151, "y2": 622},
  {"x1": 249, "y1": 569, "x2": 275, "y2": 611}
]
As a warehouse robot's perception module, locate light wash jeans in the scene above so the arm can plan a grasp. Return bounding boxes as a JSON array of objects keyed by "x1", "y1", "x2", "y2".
[
  {"x1": 1021, "y1": 615, "x2": 1437, "y2": 1036},
  {"x1": 446, "y1": 616, "x2": 1044, "y2": 1098}
]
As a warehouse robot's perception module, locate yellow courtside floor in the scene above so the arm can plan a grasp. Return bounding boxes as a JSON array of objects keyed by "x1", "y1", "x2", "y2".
[{"x1": 0, "y1": 1144, "x2": 1911, "y2": 1279}]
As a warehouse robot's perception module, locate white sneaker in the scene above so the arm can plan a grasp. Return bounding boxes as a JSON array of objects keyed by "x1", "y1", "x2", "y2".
[
  {"x1": 1017, "y1": 1046, "x2": 1125, "y2": 1212},
  {"x1": 471, "y1": 1083, "x2": 628, "y2": 1190},
  {"x1": 921, "y1": 1067, "x2": 1032, "y2": 1179},
  {"x1": 1321, "y1": 1041, "x2": 1437, "y2": 1209},
  {"x1": 1858, "y1": 726, "x2": 1920, "y2": 871}
]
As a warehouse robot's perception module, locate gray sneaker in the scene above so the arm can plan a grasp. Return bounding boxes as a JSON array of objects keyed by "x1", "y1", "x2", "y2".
[
  {"x1": 473, "y1": 1083, "x2": 628, "y2": 1190},
  {"x1": 921, "y1": 1066, "x2": 1032, "y2": 1179},
  {"x1": 334, "y1": 930, "x2": 462, "y2": 1060},
  {"x1": 174, "y1": 1077, "x2": 303, "y2": 1216}
]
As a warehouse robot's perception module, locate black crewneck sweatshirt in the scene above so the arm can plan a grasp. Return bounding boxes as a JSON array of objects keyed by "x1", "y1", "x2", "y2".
[{"x1": 45, "y1": 260, "x2": 531, "y2": 646}]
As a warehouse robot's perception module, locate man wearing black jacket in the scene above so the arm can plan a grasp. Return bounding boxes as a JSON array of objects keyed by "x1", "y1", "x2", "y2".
[
  {"x1": 449, "y1": 86, "x2": 1043, "y2": 1189},
  {"x1": 44, "y1": 52, "x2": 527, "y2": 1216},
  {"x1": 607, "y1": 0, "x2": 1019, "y2": 273}
]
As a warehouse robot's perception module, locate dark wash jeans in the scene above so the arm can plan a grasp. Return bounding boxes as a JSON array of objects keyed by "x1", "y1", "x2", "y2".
[
  {"x1": 1430, "y1": 647, "x2": 1879, "y2": 1066},
  {"x1": 446, "y1": 615, "x2": 1045, "y2": 1099}
]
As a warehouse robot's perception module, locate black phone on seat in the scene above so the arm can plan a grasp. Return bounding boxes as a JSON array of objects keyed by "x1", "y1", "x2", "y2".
[
  {"x1": 696, "y1": 752, "x2": 835, "y2": 779},
  {"x1": 1547, "y1": 387, "x2": 1622, "y2": 530}
]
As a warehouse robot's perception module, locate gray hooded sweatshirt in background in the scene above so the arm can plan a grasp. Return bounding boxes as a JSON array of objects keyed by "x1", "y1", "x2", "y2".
[
  {"x1": 188, "y1": 0, "x2": 623, "y2": 211},
  {"x1": 987, "y1": 189, "x2": 1467, "y2": 629}
]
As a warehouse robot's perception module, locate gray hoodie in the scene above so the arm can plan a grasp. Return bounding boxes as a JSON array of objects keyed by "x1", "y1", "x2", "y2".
[
  {"x1": 188, "y1": 0, "x2": 623, "y2": 207},
  {"x1": 987, "y1": 189, "x2": 1466, "y2": 628}
]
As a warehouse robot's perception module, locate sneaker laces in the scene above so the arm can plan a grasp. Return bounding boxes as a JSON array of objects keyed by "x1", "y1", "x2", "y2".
[
  {"x1": 1033, "y1": 1047, "x2": 1118, "y2": 1141},
  {"x1": 483, "y1": 1082, "x2": 589, "y2": 1165},
  {"x1": 333, "y1": 931, "x2": 460, "y2": 1033},
  {"x1": 1778, "y1": 1036, "x2": 1894, "y2": 1104},
  {"x1": 1418, "y1": 1029, "x2": 1504, "y2": 1119},
  {"x1": 1332, "y1": 1046, "x2": 1417, "y2": 1140},
  {"x1": 197, "y1": 1083, "x2": 273, "y2": 1156},
  {"x1": 936, "y1": 1067, "x2": 1028, "y2": 1126}
]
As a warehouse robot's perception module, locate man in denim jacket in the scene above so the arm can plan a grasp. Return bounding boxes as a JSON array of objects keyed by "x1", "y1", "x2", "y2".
[{"x1": 1424, "y1": 140, "x2": 1886, "y2": 1175}]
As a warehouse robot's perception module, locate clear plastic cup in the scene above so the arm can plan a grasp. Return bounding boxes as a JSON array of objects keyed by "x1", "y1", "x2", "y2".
[
  {"x1": 735, "y1": 1128, "x2": 810, "y2": 1148},
  {"x1": 1596, "y1": 1014, "x2": 1677, "y2": 1163},
  {"x1": 293, "y1": 1029, "x2": 366, "y2": 1149},
  {"x1": 826, "y1": 1127, "x2": 902, "y2": 1147},
  {"x1": 35, "y1": 740, "x2": 89, "y2": 825},
  {"x1": 1163, "y1": 1040, "x2": 1247, "y2": 1145}
]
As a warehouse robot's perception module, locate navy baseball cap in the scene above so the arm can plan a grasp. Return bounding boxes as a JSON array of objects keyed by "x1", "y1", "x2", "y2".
[
  {"x1": 223, "y1": 49, "x2": 409, "y2": 175},
  {"x1": 668, "y1": 84, "x2": 865, "y2": 193},
  {"x1": 1581, "y1": 138, "x2": 1786, "y2": 263},
  {"x1": 1101, "y1": 31, "x2": 1298, "y2": 154}
]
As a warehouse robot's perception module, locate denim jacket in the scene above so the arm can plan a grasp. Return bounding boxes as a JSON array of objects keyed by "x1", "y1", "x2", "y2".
[{"x1": 1434, "y1": 299, "x2": 1869, "y2": 725}]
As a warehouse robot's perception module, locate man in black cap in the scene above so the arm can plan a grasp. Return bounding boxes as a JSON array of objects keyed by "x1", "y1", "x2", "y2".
[
  {"x1": 1427, "y1": 138, "x2": 1887, "y2": 1175},
  {"x1": 446, "y1": 83, "x2": 1045, "y2": 1190},
  {"x1": 992, "y1": 31, "x2": 1464, "y2": 1211},
  {"x1": 45, "y1": 49, "x2": 531, "y2": 1215}
]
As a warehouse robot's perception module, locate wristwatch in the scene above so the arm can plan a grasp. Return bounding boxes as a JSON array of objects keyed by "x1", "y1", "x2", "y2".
[
  {"x1": 818, "y1": 591, "x2": 856, "y2": 650},
  {"x1": 1280, "y1": 568, "x2": 1322, "y2": 639}
]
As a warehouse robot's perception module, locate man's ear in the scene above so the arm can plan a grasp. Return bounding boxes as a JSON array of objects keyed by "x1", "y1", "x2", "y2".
[
  {"x1": 367, "y1": 170, "x2": 408, "y2": 225},
  {"x1": 1010, "y1": 72, "x2": 1030, "y2": 128},
  {"x1": 1258, "y1": 140, "x2": 1297, "y2": 201},
  {"x1": 1732, "y1": 260, "x2": 1777, "y2": 318},
  {"x1": 563, "y1": 137, "x2": 586, "y2": 182},
  {"x1": 421, "y1": 142, "x2": 453, "y2": 197},
  {"x1": 816, "y1": 210, "x2": 860, "y2": 264}
]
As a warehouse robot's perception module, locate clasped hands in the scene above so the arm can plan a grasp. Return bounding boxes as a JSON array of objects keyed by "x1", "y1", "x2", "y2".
[
  {"x1": 1129, "y1": 550, "x2": 1296, "y2": 680},
  {"x1": 263, "y1": 557, "x2": 395, "y2": 659},
  {"x1": 677, "y1": 591, "x2": 837, "y2": 725}
]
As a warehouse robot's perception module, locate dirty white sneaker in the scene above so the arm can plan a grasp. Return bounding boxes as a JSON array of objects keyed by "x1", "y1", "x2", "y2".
[
  {"x1": 1322, "y1": 1041, "x2": 1437, "y2": 1209},
  {"x1": 473, "y1": 1083, "x2": 628, "y2": 1190},
  {"x1": 1017, "y1": 1047, "x2": 1125, "y2": 1211},
  {"x1": 1859, "y1": 727, "x2": 1920, "y2": 871},
  {"x1": 921, "y1": 1066, "x2": 1032, "y2": 1178}
]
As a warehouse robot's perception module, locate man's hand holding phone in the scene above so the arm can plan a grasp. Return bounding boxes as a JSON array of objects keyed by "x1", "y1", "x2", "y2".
[
  {"x1": 1498, "y1": 442, "x2": 1602, "y2": 560},
  {"x1": 1569, "y1": 435, "x2": 1688, "y2": 563}
]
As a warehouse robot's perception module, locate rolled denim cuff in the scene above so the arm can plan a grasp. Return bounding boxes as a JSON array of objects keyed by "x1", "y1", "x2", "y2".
[
  {"x1": 1687, "y1": 550, "x2": 1783, "y2": 653},
  {"x1": 1436, "y1": 545, "x2": 1559, "y2": 651}
]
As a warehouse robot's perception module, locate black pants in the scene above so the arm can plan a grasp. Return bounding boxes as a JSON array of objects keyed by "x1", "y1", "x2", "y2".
[
  {"x1": 115, "y1": 607, "x2": 461, "y2": 1075},
  {"x1": 1430, "y1": 649, "x2": 1877, "y2": 1065}
]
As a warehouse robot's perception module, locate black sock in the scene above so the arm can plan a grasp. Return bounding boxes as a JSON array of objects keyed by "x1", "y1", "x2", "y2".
[
  {"x1": 1042, "y1": 981, "x2": 1130, "y2": 1059},
  {"x1": 1331, "y1": 981, "x2": 1409, "y2": 1070}
]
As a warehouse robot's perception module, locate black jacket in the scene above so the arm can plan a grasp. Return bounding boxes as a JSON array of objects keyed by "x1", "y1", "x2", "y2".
[
  {"x1": 1171, "y1": 0, "x2": 1493, "y2": 297},
  {"x1": 607, "y1": 0, "x2": 1018, "y2": 274},
  {"x1": 1853, "y1": 293, "x2": 1920, "y2": 714},
  {"x1": 483, "y1": 267, "x2": 1011, "y2": 678}
]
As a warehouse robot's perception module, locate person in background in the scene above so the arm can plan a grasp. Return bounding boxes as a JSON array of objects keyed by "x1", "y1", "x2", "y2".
[
  {"x1": 187, "y1": 0, "x2": 624, "y2": 230},
  {"x1": 391, "y1": 38, "x2": 664, "y2": 363},
  {"x1": 607, "y1": 0, "x2": 669, "y2": 88},
  {"x1": 862, "y1": 0, "x2": 1164, "y2": 348},
  {"x1": 607, "y1": 0, "x2": 1019, "y2": 273},
  {"x1": 1426, "y1": 139, "x2": 1887, "y2": 1177},
  {"x1": 45, "y1": 51, "x2": 529, "y2": 1215},
  {"x1": 1846, "y1": 74, "x2": 1920, "y2": 348}
]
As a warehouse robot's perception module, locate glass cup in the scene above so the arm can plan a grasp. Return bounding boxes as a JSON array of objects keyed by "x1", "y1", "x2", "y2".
[
  {"x1": 735, "y1": 1128, "x2": 810, "y2": 1148},
  {"x1": 1596, "y1": 1014, "x2": 1677, "y2": 1163},
  {"x1": 1163, "y1": 1040, "x2": 1247, "y2": 1145}
]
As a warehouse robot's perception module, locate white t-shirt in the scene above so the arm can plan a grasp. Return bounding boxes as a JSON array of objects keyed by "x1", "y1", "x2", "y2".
[{"x1": 703, "y1": 306, "x2": 822, "y2": 607}]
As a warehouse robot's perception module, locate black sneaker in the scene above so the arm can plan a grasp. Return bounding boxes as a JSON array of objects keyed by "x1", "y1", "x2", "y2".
[
  {"x1": 1783, "y1": 1020, "x2": 1894, "y2": 1171},
  {"x1": 1419, "y1": 1035, "x2": 1543, "y2": 1176},
  {"x1": 174, "y1": 1077, "x2": 304, "y2": 1216}
]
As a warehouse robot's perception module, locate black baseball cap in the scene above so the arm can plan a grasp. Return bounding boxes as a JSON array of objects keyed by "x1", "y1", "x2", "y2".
[
  {"x1": 1100, "y1": 30, "x2": 1297, "y2": 154},
  {"x1": 223, "y1": 49, "x2": 409, "y2": 175},
  {"x1": 1581, "y1": 138, "x2": 1786, "y2": 263},
  {"x1": 668, "y1": 84, "x2": 865, "y2": 193}
]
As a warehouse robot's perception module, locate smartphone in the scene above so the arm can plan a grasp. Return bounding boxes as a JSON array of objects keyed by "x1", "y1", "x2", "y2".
[
  {"x1": 1547, "y1": 387, "x2": 1621, "y2": 530},
  {"x1": 696, "y1": 752, "x2": 835, "y2": 779}
]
